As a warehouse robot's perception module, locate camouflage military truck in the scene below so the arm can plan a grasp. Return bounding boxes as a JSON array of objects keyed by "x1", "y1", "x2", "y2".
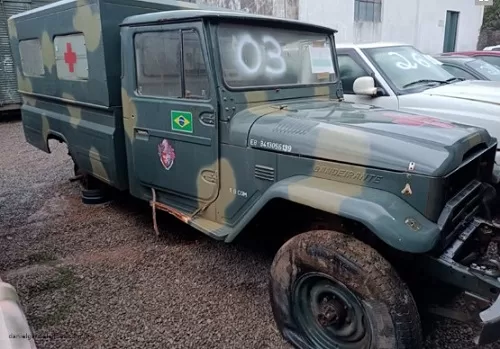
[{"x1": 7, "y1": 0, "x2": 500, "y2": 347}]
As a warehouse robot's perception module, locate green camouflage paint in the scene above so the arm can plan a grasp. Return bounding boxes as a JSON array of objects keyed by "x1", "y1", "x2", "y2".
[{"x1": 8, "y1": 0, "x2": 498, "y2": 255}]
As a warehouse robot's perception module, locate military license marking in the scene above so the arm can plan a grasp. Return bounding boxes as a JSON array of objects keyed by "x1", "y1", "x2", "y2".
[
  {"x1": 250, "y1": 139, "x2": 292, "y2": 153},
  {"x1": 229, "y1": 188, "x2": 248, "y2": 198},
  {"x1": 171, "y1": 111, "x2": 193, "y2": 133}
]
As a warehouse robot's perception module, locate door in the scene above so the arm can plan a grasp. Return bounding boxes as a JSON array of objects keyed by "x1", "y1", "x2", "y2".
[
  {"x1": 443, "y1": 11, "x2": 459, "y2": 53},
  {"x1": 130, "y1": 22, "x2": 219, "y2": 206},
  {"x1": 337, "y1": 50, "x2": 399, "y2": 109}
]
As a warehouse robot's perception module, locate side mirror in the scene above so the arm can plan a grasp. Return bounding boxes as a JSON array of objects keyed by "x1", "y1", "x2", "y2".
[{"x1": 353, "y1": 76, "x2": 378, "y2": 96}]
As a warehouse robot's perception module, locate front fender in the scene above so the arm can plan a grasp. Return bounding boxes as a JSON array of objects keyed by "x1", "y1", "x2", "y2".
[{"x1": 226, "y1": 176, "x2": 440, "y2": 253}]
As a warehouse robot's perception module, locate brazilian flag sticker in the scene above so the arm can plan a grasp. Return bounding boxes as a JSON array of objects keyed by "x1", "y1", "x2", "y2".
[{"x1": 171, "y1": 111, "x2": 193, "y2": 133}]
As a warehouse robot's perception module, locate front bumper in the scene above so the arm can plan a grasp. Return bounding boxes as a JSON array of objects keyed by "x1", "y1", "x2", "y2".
[
  {"x1": 477, "y1": 295, "x2": 500, "y2": 345},
  {"x1": 0, "y1": 279, "x2": 37, "y2": 349}
]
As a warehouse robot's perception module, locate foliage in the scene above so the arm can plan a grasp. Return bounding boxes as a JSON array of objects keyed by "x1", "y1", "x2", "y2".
[{"x1": 482, "y1": 0, "x2": 500, "y2": 30}]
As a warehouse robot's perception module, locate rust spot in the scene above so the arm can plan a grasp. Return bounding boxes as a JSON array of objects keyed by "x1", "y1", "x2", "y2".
[{"x1": 150, "y1": 201, "x2": 191, "y2": 224}]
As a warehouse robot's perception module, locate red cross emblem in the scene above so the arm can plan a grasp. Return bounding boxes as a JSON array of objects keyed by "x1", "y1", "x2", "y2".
[{"x1": 64, "y1": 42, "x2": 77, "y2": 73}]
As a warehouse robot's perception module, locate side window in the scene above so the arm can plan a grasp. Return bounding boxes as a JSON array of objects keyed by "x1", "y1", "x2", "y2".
[
  {"x1": 182, "y1": 30, "x2": 210, "y2": 99},
  {"x1": 135, "y1": 29, "x2": 210, "y2": 99},
  {"x1": 476, "y1": 56, "x2": 500, "y2": 68},
  {"x1": 54, "y1": 33, "x2": 89, "y2": 80},
  {"x1": 337, "y1": 54, "x2": 370, "y2": 94},
  {"x1": 135, "y1": 30, "x2": 182, "y2": 98},
  {"x1": 354, "y1": 0, "x2": 382, "y2": 22},
  {"x1": 441, "y1": 64, "x2": 476, "y2": 80},
  {"x1": 19, "y1": 38, "x2": 44, "y2": 77}
]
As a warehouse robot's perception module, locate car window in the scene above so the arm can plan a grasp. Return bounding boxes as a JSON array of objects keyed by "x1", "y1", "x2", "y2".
[
  {"x1": 441, "y1": 64, "x2": 477, "y2": 80},
  {"x1": 362, "y1": 45, "x2": 454, "y2": 92},
  {"x1": 337, "y1": 54, "x2": 370, "y2": 94},
  {"x1": 476, "y1": 55, "x2": 500, "y2": 68},
  {"x1": 465, "y1": 59, "x2": 500, "y2": 81}
]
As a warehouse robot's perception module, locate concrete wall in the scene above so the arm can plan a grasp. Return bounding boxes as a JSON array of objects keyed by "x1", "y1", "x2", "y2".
[
  {"x1": 299, "y1": 0, "x2": 484, "y2": 54},
  {"x1": 193, "y1": 0, "x2": 298, "y2": 18}
]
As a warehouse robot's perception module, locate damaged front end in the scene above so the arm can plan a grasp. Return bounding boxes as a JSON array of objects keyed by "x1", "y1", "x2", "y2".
[
  {"x1": 428, "y1": 216, "x2": 500, "y2": 346},
  {"x1": 418, "y1": 141, "x2": 500, "y2": 345}
]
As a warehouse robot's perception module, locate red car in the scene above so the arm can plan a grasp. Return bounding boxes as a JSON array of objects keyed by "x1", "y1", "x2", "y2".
[{"x1": 441, "y1": 50, "x2": 500, "y2": 68}]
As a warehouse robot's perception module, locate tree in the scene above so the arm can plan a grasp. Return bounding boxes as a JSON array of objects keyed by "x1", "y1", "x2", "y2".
[{"x1": 482, "y1": 0, "x2": 500, "y2": 30}]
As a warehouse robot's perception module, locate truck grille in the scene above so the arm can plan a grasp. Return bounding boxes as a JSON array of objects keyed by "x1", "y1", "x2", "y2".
[{"x1": 436, "y1": 143, "x2": 496, "y2": 250}]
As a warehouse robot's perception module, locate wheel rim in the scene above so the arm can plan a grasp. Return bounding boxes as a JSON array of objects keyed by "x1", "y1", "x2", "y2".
[{"x1": 291, "y1": 272, "x2": 372, "y2": 349}]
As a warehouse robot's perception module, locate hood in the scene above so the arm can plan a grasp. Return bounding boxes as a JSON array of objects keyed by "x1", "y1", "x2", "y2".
[
  {"x1": 247, "y1": 101, "x2": 494, "y2": 176},
  {"x1": 421, "y1": 80, "x2": 500, "y2": 105}
]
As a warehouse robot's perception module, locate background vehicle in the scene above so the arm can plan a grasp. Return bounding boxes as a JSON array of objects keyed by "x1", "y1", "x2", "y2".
[
  {"x1": 483, "y1": 45, "x2": 500, "y2": 51},
  {"x1": 433, "y1": 54, "x2": 500, "y2": 81},
  {"x1": 440, "y1": 50, "x2": 500, "y2": 68},
  {"x1": 0, "y1": 277, "x2": 37, "y2": 349},
  {"x1": 336, "y1": 42, "x2": 500, "y2": 163},
  {"x1": 0, "y1": 0, "x2": 56, "y2": 114},
  {"x1": 8, "y1": 1, "x2": 500, "y2": 348}
]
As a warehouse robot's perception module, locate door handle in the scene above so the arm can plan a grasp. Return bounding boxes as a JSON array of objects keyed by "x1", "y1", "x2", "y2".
[
  {"x1": 135, "y1": 129, "x2": 149, "y2": 140},
  {"x1": 200, "y1": 113, "x2": 215, "y2": 126}
]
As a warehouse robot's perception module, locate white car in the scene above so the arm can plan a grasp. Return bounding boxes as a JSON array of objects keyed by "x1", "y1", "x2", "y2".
[
  {"x1": 336, "y1": 42, "x2": 500, "y2": 162},
  {"x1": 484, "y1": 45, "x2": 500, "y2": 51},
  {"x1": 0, "y1": 278, "x2": 37, "y2": 349}
]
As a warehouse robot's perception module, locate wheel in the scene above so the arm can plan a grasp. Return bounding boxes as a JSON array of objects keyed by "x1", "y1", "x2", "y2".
[{"x1": 269, "y1": 230, "x2": 423, "y2": 349}]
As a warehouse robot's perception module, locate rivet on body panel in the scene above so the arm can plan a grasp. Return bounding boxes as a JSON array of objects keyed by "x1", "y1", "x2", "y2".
[{"x1": 405, "y1": 217, "x2": 421, "y2": 231}]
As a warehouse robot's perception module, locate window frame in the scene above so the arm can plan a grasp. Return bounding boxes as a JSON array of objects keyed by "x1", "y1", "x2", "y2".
[
  {"x1": 337, "y1": 53, "x2": 371, "y2": 94},
  {"x1": 53, "y1": 32, "x2": 89, "y2": 81},
  {"x1": 336, "y1": 48, "x2": 389, "y2": 96},
  {"x1": 212, "y1": 21, "x2": 339, "y2": 92},
  {"x1": 133, "y1": 24, "x2": 212, "y2": 101},
  {"x1": 354, "y1": 0, "x2": 382, "y2": 23},
  {"x1": 440, "y1": 63, "x2": 480, "y2": 80},
  {"x1": 18, "y1": 37, "x2": 45, "y2": 77},
  {"x1": 474, "y1": 55, "x2": 500, "y2": 68}
]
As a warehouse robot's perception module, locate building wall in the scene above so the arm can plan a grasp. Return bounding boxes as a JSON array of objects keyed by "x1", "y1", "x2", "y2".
[
  {"x1": 193, "y1": 0, "x2": 298, "y2": 18},
  {"x1": 299, "y1": 0, "x2": 484, "y2": 54},
  {"x1": 0, "y1": 0, "x2": 54, "y2": 109}
]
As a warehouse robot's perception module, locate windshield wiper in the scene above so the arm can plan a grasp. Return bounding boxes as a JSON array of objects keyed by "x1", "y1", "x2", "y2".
[
  {"x1": 445, "y1": 77, "x2": 465, "y2": 83},
  {"x1": 402, "y1": 79, "x2": 448, "y2": 88}
]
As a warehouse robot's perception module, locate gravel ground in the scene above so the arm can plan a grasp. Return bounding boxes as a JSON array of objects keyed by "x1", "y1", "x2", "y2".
[{"x1": 1, "y1": 117, "x2": 500, "y2": 349}]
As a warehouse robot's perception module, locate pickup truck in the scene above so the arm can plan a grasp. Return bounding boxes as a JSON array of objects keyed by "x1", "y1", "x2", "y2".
[
  {"x1": 336, "y1": 42, "x2": 500, "y2": 163},
  {"x1": 8, "y1": 0, "x2": 500, "y2": 347}
]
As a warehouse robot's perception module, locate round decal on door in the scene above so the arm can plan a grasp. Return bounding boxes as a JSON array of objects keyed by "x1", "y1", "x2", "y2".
[{"x1": 158, "y1": 139, "x2": 176, "y2": 170}]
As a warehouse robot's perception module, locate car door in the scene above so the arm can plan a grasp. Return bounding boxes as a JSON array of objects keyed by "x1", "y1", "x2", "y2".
[
  {"x1": 129, "y1": 22, "x2": 219, "y2": 207},
  {"x1": 337, "y1": 49, "x2": 399, "y2": 109}
]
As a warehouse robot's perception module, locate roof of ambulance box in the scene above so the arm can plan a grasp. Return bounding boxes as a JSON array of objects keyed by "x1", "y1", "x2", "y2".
[{"x1": 120, "y1": 9, "x2": 338, "y2": 34}]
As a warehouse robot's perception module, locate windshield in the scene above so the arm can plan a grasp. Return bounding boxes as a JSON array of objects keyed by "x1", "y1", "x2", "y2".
[
  {"x1": 217, "y1": 23, "x2": 336, "y2": 88},
  {"x1": 362, "y1": 45, "x2": 456, "y2": 91},
  {"x1": 466, "y1": 59, "x2": 500, "y2": 81}
]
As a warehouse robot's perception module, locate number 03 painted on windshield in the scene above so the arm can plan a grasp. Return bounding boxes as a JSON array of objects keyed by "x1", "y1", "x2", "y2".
[
  {"x1": 235, "y1": 33, "x2": 287, "y2": 77},
  {"x1": 388, "y1": 52, "x2": 433, "y2": 70}
]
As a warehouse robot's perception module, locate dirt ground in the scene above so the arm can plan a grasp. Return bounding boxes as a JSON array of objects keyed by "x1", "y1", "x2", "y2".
[{"x1": 1, "y1": 117, "x2": 500, "y2": 349}]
